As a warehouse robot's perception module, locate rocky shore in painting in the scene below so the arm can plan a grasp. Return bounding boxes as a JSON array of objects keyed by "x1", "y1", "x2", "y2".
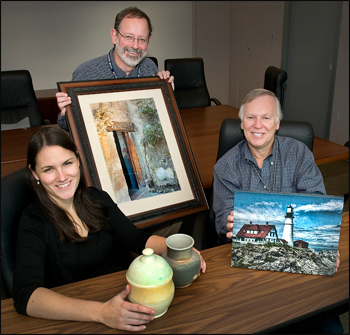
[{"x1": 231, "y1": 242, "x2": 337, "y2": 276}]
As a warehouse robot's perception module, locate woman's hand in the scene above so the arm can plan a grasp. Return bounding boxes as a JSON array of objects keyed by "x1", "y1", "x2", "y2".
[
  {"x1": 99, "y1": 284, "x2": 155, "y2": 332},
  {"x1": 192, "y1": 248, "x2": 206, "y2": 274},
  {"x1": 226, "y1": 210, "x2": 234, "y2": 239},
  {"x1": 56, "y1": 92, "x2": 72, "y2": 116}
]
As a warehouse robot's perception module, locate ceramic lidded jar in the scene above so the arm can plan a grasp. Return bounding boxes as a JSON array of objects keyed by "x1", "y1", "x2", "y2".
[
  {"x1": 126, "y1": 248, "x2": 175, "y2": 318},
  {"x1": 162, "y1": 233, "x2": 201, "y2": 288}
]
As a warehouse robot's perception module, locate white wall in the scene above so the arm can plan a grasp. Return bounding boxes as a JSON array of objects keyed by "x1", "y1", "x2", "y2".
[
  {"x1": 194, "y1": 1, "x2": 348, "y2": 144},
  {"x1": 230, "y1": 1, "x2": 285, "y2": 107},
  {"x1": 194, "y1": 1, "x2": 232, "y2": 106},
  {"x1": 194, "y1": 1, "x2": 285, "y2": 108},
  {"x1": 329, "y1": 1, "x2": 349, "y2": 145},
  {"x1": 2, "y1": 1, "x2": 348, "y2": 144},
  {"x1": 1, "y1": 1, "x2": 193, "y2": 91}
]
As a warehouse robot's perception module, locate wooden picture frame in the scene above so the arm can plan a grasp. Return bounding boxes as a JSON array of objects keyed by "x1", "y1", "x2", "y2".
[{"x1": 57, "y1": 77, "x2": 208, "y2": 228}]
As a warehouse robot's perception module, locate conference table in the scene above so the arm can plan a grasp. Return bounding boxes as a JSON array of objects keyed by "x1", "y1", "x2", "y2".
[
  {"x1": 1, "y1": 105, "x2": 349, "y2": 189},
  {"x1": 1, "y1": 211, "x2": 348, "y2": 333}
]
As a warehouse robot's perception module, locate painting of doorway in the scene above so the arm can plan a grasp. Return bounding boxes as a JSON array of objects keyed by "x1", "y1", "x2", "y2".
[{"x1": 58, "y1": 77, "x2": 208, "y2": 228}]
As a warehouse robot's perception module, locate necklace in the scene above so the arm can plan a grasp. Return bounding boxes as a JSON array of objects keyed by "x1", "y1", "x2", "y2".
[
  {"x1": 107, "y1": 51, "x2": 141, "y2": 79},
  {"x1": 251, "y1": 140, "x2": 279, "y2": 192}
]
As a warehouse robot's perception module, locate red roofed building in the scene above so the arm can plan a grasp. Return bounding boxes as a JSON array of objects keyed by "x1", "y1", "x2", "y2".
[
  {"x1": 233, "y1": 222, "x2": 279, "y2": 244},
  {"x1": 293, "y1": 240, "x2": 309, "y2": 249}
]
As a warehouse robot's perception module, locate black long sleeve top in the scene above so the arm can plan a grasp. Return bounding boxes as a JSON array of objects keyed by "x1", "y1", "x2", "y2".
[{"x1": 13, "y1": 187, "x2": 152, "y2": 315}]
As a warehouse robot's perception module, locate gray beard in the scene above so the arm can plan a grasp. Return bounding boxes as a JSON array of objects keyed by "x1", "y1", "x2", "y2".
[{"x1": 115, "y1": 40, "x2": 147, "y2": 67}]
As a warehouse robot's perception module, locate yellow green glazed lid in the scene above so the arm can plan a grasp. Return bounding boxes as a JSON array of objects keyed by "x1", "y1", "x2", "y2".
[{"x1": 126, "y1": 248, "x2": 173, "y2": 288}]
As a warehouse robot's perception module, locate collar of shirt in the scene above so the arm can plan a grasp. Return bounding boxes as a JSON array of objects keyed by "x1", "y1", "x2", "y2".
[
  {"x1": 109, "y1": 48, "x2": 141, "y2": 78},
  {"x1": 243, "y1": 136, "x2": 279, "y2": 169}
]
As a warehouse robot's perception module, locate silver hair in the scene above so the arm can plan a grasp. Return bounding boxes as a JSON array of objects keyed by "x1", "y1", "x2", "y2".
[{"x1": 238, "y1": 88, "x2": 283, "y2": 123}]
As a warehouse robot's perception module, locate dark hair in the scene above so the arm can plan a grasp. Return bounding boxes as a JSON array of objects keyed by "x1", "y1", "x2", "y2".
[
  {"x1": 114, "y1": 6, "x2": 153, "y2": 38},
  {"x1": 26, "y1": 127, "x2": 108, "y2": 242}
]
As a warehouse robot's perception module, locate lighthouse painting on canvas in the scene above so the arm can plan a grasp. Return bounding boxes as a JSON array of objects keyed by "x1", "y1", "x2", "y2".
[{"x1": 231, "y1": 190, "x2": 344, "y2": 276}]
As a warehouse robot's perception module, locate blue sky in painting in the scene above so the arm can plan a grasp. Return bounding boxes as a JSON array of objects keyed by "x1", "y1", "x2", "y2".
[{"x1": 232, "y1": 191, "x2": 344, "y2": 251}]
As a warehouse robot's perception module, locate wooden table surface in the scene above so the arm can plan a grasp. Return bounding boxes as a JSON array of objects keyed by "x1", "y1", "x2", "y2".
[
  {"x1": 312, "y1": 136, "x2": 349, "y2": 165},
  {"x1": 1, "y1": 212, "x2": 348, "y2": 334},
  {"x1": 1, "y1": 105, "x2": 349, "y2": 189}
]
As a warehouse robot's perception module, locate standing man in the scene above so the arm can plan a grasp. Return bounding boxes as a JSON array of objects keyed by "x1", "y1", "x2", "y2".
[{"x1": 56, "y1": 6, "x2": 174, "y2": 131}]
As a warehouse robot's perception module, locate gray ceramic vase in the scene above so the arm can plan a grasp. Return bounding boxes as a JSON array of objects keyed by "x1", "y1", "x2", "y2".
[{"x1": 162, "y1": 233, "x2": 201, "y2": 288}]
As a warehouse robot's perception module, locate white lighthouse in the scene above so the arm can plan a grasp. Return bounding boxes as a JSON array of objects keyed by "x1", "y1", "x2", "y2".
[{"x1": 282, "y1": 205, "x2": 294, "y2": 246}]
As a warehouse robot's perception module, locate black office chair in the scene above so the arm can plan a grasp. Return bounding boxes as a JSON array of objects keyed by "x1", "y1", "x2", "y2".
[
  {"x1": 164, "y1": 58, "x2": 222, "y2": 110},
  {"x1": 1, "y1": 70, "x2": 49, "y2": 130},
  {"x1": 204, "y1": 118, "x2": 314, "y2": 249},
  {"x1": 147, "y1": 57, "x2": 158, "y2": 68},
  {"x1": 1, "y1": 168, "x2": 35, "y2": 299},
  {"x1": 264, "y1": 66, "x2": 288, "y2": 108}
]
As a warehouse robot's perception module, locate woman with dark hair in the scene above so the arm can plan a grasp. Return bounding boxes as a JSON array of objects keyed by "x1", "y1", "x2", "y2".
[{"x1": 13, "y1": 127, "x2": 206, "y2": 332}]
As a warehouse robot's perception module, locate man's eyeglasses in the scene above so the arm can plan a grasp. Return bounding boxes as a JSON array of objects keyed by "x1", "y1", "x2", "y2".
[{"x1": 117, "y1": 31, "x2": 149, "y2": 45}]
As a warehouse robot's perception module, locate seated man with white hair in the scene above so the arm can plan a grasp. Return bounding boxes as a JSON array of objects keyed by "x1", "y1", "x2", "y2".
[{"x1": 213, "y1": 88, "x2": 342, "y2": 334}]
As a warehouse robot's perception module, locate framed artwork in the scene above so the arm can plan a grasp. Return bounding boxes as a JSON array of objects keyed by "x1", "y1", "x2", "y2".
[
  {"x1": 57, "y1": 77, "x2": 208, "y2": 228},
  {"x1": 231, "y1": 190, "x2": 344, "y2": 276}
]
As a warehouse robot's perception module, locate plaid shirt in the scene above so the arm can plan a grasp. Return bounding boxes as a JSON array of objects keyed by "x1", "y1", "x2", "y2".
[{"x1": 213, "y1": 136, "x2": 326, "y2": 242}]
